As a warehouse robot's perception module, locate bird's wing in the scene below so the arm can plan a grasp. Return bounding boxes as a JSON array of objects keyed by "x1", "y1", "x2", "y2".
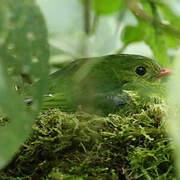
[{"x1": 42, "y1": 93, "x2": 76, "y2": 112}]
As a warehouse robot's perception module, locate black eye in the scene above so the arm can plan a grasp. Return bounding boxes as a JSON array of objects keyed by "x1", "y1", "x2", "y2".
[{"x1": 135, "y1": 66, "x2": 146, "y2": 76}]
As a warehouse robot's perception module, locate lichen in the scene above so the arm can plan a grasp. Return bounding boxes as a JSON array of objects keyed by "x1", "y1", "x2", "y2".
[{"x1": 0, "y1": 91, "x2": 175, "y2": 179}]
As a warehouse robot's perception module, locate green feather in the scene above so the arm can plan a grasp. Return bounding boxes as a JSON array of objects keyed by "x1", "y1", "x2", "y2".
[{"x1": 41, "y1": 54, "x2": 162, "y2": 114}]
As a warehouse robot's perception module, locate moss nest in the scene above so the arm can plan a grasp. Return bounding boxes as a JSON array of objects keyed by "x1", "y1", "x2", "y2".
[{"x1": 0, "y1": 92, "x2": 175, "y2": 179}]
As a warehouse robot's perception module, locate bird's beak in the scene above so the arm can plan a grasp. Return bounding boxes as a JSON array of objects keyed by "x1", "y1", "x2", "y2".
[{"x1": 156, "y1": 68, "x2": 172, "y2": 78}]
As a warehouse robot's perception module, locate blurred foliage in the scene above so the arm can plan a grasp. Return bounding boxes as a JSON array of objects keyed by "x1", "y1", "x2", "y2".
[
  {"x1": 167, "y1": 54, "x2": 180, "y2": 179},
  {"x1": 38, "y1": 0, "x2": 180, "y2": 68},
  {"x1": 0, "y1": 0, "x2": 179, "y2": 179},
  {"x1": 0, "y1": 0, "x2": 49, "y2": 168},
  {"x1": 89, "y1": 0, "x2": 124, "y2": 15}
]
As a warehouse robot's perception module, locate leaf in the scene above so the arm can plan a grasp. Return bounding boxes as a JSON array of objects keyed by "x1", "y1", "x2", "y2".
[
  {"x1": 121, "y1": 25, "x2": 144, "y2": 45},
  {"x1": 158, "y1": 3, "x2": 180, "y2": 28},
  {"x1": 136, "y1": 2, "x2": 169, "y2": 66},
  {"x1": 167, "y1": 54, "x2": 180, "y2": 179},
  {"x1": 0, "y1": 1, "x2": 9, "y2": 44},
  {"x1": 163, "y1": 33, "x2": 180, "y2": 48},
  {"x1": 157, "y1": 3, "x2": 180, "y2": 48},
  {"x1": 92, "y1": 0, "x2": 124, "y2": 15},
  {"x1": 0, "y1": 0, "x2": 49, "y2": 168},
  {"x1": 80, "y1": 0, "x2": 124, "y2": 15}
]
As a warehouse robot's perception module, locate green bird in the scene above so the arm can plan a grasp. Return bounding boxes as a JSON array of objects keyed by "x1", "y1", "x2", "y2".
[{"x1": 31, "y1": 54, "x2": 171, "y2": 114}]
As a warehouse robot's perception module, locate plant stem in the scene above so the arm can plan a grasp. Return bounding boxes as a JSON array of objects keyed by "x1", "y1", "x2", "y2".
[
  {"x1": 84, "y1": 0, "x2": 91, "y2": 35},
  {"x1": 91, "y1": 13, "x2": 99, "y2": 35},
  {"x1": 116, "y1": 44, "x2": 128, "y2": 54},
  {"x1": 126, "y1": 0, "x2": 180, "y2": 39}
]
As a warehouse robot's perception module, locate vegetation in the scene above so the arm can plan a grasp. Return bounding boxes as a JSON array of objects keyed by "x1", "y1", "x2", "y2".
[
  {"x1": 0, "y1": 92, "x2": 174, "y2": 179},
  {"x1": 0, "y1": 0, "x2": 180, "y2": 179}
]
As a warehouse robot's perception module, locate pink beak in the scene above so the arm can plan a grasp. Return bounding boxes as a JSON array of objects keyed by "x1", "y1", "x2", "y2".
[{"x1": 157, "y1": 68, "x2": 172, "y2": 78}]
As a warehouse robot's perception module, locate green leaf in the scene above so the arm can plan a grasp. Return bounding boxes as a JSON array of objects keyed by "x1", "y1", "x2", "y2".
[
  {"x1": 121, "y1": 25, "x2": 144, "y2": 45},
  {"x1": 0, "y1": 0, "x2": 49, "y2": 168},
  {"x1": 80, "y1": 0, "x2": 124, "y2": 15},
  {"x1": 164, "y1": 33, "x2": 180, "y2": 48},
  {"x1": 92, "y1": 0, "x2": 124, "y2": 15},
  {"x1": 157, "y1": 3, "x2": 180, "y2": 48},
  {"x1": 137, "y1": 2, "x2": 169, "y2": 67},
  {"x1": 158, "y1": 3, "x2": 180, "y2": 28},
  {"x1": 0, "y1": 1, "x2": 9, "y2": 44},
  {"x1": 144, "y1": 21, "x2": 169, "y2": 66}
]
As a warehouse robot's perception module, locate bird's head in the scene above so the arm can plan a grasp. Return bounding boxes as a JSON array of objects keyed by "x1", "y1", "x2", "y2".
[
  {"x1": 68, "y1": 54, "x2": 171, "y2": 95},
  {"x1": 103, "y1": 54, "x2": 171, "y2": 85}
]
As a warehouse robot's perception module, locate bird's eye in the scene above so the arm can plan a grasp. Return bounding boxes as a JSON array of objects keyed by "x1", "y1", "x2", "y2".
[{"x1": 135, "y1": 66, "x2": 146, "y2": 76}]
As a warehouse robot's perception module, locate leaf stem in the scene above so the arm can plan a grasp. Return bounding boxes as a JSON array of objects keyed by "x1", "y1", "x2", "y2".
[
  {"x1": 91, "y1": 13, "x2": 99, "y2": 35},
  {"x1": 84, "y1": 0, "x2": 91, "y2": 35},
  {"x1": 116, "y1": 44, "x2": 128, "y2": 54}
]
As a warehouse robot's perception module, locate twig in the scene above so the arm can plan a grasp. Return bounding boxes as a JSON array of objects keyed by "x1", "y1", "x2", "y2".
[
  {"x1": 91, "y1": 13, "x2": 99, "y2": 34},
  {"x1": 116, "y1": 9, "x2": 127, "y2": 34},
  {"x1": 126, "y1": 0, "x2": 180, "y2": 39},
  {"x1": 116, "y1": 44, "x2": 128, "y2": 54},
  {"x1": 84, "y1": 0, "x2": 91, "y2": 35}
]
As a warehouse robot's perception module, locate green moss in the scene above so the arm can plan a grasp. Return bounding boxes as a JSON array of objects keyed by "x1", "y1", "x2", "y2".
[{"x1": 0, "y1": 91, "x2": 175, "y2": 179}]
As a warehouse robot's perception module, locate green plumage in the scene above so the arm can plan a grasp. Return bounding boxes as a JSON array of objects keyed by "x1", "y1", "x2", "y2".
[{"x1": 42, "y1": 54, "x2": 162, "y2": 114}]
